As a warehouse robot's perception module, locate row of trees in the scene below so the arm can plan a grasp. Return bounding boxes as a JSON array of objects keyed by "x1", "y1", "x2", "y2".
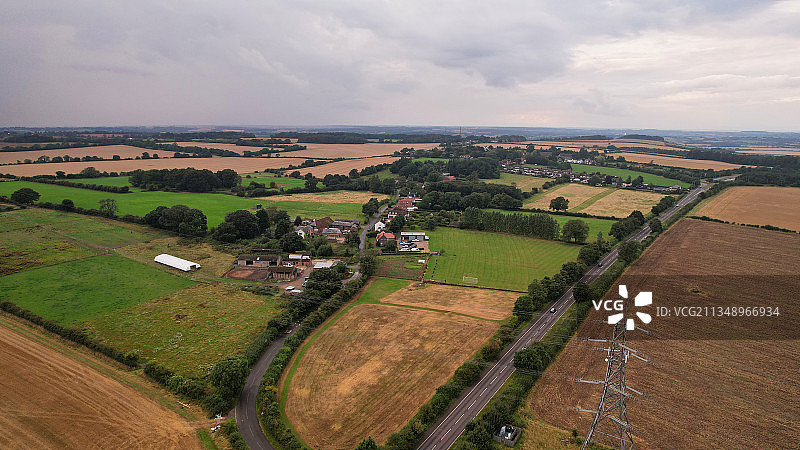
[
  {"x1": 23, "y1": 177, "x2": 130, "y2": 193},
  {"x1": 420, "y1": 190, "x2": 522, "y2": 211},
  {"x1": 459, "y1": 208, "x2": 560, "y2": 239},
  {"x1": 129, "y1": 168, "x2": 240, "y2": 192}
]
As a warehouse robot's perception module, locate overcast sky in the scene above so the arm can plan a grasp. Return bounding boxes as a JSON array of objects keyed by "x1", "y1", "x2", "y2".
[{"x1": 2, "y1": 1, "x2": 799, "y2": 131}]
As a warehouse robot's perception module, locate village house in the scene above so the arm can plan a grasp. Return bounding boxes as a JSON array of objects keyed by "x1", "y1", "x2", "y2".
[
  {"x1": 400, "y1": 231, "x2": 428, "y2": 242},
  {"x1": 373, "y1": 220, "x2": 386, "y2": 232},
  {"x1": 330, "y1": 219, "x2": 360, "y2": 233},
  {"x1": 294, "y1": 225, "x2": 313, "y2": 238},
  {"x1": 287, "y1": 252, "x2": 312, "y2": 266},
  {"x1": 321, "y1": 227, "x2": 344, "y2": 243},
  {"x1": 376, "y1": 231, "x2": 395, "y2": 246}
]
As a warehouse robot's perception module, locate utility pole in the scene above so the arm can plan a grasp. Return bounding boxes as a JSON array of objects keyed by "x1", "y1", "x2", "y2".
[{"x1": 577, "y1": 286, "x2": 650, "y2": 449}]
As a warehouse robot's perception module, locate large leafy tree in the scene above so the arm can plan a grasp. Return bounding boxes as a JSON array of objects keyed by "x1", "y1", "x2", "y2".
[
  {"x1": 561, "y1": 219, "x2": 589, "y2": 243},
  {"x1": 549, "y1": 196, "x2": 569, "y2": 211},
  {"x1": 10, "y1": 188, "x2": 40, "y2": 204}
]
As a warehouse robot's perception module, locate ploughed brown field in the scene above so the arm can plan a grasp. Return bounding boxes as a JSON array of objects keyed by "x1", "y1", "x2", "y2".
[
  {"x1": 285, "y1": 303, "x2": 497, "y2": 449},
  {"x1": 380, "y1": 283, "x2": 518, "y2": 320},
  {"x1": 0, "y1": 319, "x2": 200, "y2": 449},
  {"x1": 527, "y1": 219, "x2": 800, "y2": 449},
  {"x1": 174, "y1": 141, "x2": 438, "y2": 158},
  {"x1": 0, "y1": 156, "x2": 310, "y2": 177},
  {"x1": 609, "y1": 152, "x2": 753, "y2": 170},
  {"x1": 288, "y1": 156, "x2": 399, "y2": 177},
  {"x1": 0, "y1": 145, "x2": 168, "y2": 165},
  {"x1": 695, "y1": 186, "x2": 800, "y2": 231}
]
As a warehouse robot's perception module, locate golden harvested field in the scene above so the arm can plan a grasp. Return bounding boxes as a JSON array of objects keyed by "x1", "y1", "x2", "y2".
[
  {"x1": 609, "y1": 152, "x2": 752, "y2": 170},
  {"x1": 381, "y1": 283, "x2": 517, "y2": 320},
  {"x1": 525, "y1": 183, "x2": 611, "y2": 211},
  {"x1": 288, "y1": 156, "x2": 399, "y2": 177},
  {"x1": 527, "y1": 220, "x2": 800, "y2": 449},
  {"x1": 0, "y1": 156, "x2": 310, "y2": 176},
  {"x1": 0, "y1": 319, "x2": 200, "y2": 449},
  {"x1": 0, "y1": 145, "x2": 167, "y2": 165},
  {"x1": 258, "y1": 190, "x2": 390, "y2": 204},
  {"x1": 579, "y1": 189, "x2": 667, "y2": 218},
  {"x1": 285, "y1": 303, "x2": 497, "y2": 449},
  {"x1": 695, "y1": 186, "x2": 800, "y2": 231}
]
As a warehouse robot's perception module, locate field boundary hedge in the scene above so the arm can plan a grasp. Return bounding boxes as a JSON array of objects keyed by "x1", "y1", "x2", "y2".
[
  {"x1": 424, "y1": 279, "x2": 526, "y2": 293},
  {"x1": 0, "y1": 301, "x2": 139, "y2": 367}
]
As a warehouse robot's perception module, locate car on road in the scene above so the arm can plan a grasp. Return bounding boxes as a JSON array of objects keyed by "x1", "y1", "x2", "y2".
[
  {"x1": 550, "y1": 307, "x2": 557, "y2": 313},
  {"x1": 598, "y1": 261, "x2": 603, "y2": 267}
]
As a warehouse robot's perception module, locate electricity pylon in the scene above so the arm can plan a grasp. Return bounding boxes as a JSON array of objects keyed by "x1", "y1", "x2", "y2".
[{"x1": 577, "y1": 288, "x2": 650, "y2": 449}]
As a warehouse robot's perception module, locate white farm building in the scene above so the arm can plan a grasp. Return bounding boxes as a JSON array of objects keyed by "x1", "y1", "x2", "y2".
[{"x1": 154, "y1": 254, "x2": 201, "y2": 271}]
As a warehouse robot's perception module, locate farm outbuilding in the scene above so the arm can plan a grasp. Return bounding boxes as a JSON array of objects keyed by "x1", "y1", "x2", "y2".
[{"x1": 154, "y1": 254, "x2": 201, "y2": 271}]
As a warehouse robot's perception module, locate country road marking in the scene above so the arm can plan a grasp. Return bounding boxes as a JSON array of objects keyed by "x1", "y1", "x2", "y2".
[
  {"x1": 443, "y1": 428, "x2": 451, "y2": 437},
  {"x1": 492, "y1": 376, "x2": 497, "y2": 382},
  {"x1": 470, "y1": 400, "x2": 476, "y2": 408},
  {"x1": 482, "y1": 387, "x2": 487, "y2": 395}
]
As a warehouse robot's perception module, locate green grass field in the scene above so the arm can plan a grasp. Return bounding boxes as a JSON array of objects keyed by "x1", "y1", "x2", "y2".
[
  {"x1": 83, "y1": 284, "x2": 281, "y2": 377},
  {"x1": 0, "y1": 181, "x2": 362, "y2": 226},
  {"x1": 570, "y1": 163, "x2": 689, "y2": 188},
  {"x1": 480, "y1": 173, "x2": 550, "y2": 191},
  {"x1": 423, "y1": 227, "x2": 580, "y2": 291},
  {"x1": 358, "y1": 277, "x2": 412, "y2": 303},
  {"x1": 0, "y1": 207, "x2": 164, "y2": 247},
  {"x1": 412, "y1": 157, "x2": 449, "y2": 163},
  {"x1": 0, "y1": 226, "x2": 97, "y2": 275},
  {"x1": 70, "y1": 176, "x2": 134, "y2": 187},
  {"x1": 0, "y1": 254, "x2": 195, "y2": 325}
]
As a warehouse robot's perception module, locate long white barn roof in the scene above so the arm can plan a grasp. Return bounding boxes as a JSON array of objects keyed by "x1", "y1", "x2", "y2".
[{"x1": 154, "y1": 253, "x2": 201, "y2": 271}]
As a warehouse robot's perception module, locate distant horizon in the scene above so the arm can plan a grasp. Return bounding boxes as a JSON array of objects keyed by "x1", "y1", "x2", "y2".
[{"x1": 3, "y1": 124, "x2": 799, "y2": 136}]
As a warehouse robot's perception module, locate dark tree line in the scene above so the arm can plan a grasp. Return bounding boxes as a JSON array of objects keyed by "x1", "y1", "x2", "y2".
[
  {"x1": 609, "y1": 210, "x2": 647, "y2": 240},
  {"x1": 459, "y1": 207, "x2": 561, "y2": 240},
  {"x1": 129, "y1": 168, "x2": 240, "y2": 192}
]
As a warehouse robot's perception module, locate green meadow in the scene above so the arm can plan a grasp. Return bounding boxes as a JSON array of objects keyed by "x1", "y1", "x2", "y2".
[
  {"x1": 0, "y1": 254, "x2": 195, "y2": 325},
  {"x1": 423, "y1": 227, "x2": 580, "y2": 291},
  {"x1": 570, "y1": 163, "x2": 690, "y2": 187},
  {"x1": 0, "y1": 181, "x2": 362, "y2": 226}
]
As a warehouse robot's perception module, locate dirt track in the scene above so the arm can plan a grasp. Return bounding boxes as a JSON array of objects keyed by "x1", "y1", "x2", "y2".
[{"x1": 0, "y1": 321, "x2": 199, "y2": 449}]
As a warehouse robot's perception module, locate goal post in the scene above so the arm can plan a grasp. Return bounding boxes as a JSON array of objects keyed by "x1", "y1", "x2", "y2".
[{"x1": 462, "y1": 276, "x2": 478, "y2": 285}]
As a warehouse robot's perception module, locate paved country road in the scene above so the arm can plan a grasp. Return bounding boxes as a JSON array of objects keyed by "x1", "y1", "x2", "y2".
[
  {"x1": 416, "y1": 182, "x2": 711, "y2": 450},
  {"x1": 235, "y1": 204, "x2": 387, "y2": 449}
]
